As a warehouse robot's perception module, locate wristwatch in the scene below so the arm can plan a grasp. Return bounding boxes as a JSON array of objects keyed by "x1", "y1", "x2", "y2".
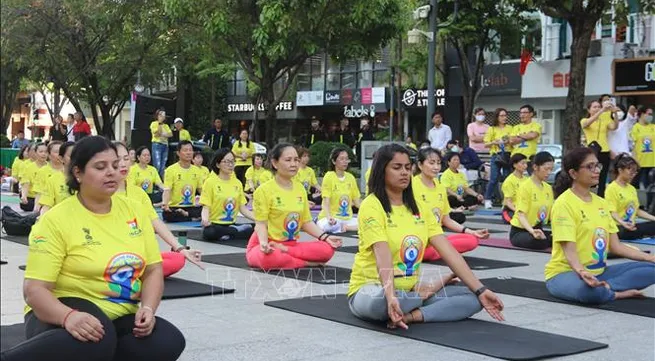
[
  {"x1": 172, "y1": 245, "x2": 190, "y2": 253},
  {"x1": 474, "y1": 286, "x2": 488, "y2": 296}
]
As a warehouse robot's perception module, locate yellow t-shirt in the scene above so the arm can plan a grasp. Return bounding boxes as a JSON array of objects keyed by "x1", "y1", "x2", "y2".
[
  {"x1": 34, "y1": 164, "x2": 58, "y2": 194},
  {"x1": 164, "y1": 163, "x2": 203, "y2": 207},
  {"x1": 293, "y1": 166, "x2": 318, "y2": 193},
  {"x1": 365, "y1": 168, "x2": 371, "y2": 195},
  {"x1": 245, "y1": 166, "x2": 273, "y2": 192},
  {"x1": 510, "y1": 121, "x2": 542, "y2": 157},
  {"x1": 114, "y1": 184, "x2": 158, "y2": 220},
  {"x1": 580, "y1": 112, "x2": 613, "y2": 152},
  {"x1": 38, "y1": 170, "x2": 71, "y2": 208},
  {"x1": 127, "y1": 164, "x2": 162, "y2": 194},
  {"x1": 24, "y1": 195, "x2": 162, "y2": 319},
  {"x1": 179, "y1": 129, "x2": 191, "y2": 141},
  {"x1": 253, "y1": 179, "x2": 312, "y2": 242},
  {"x1": 630, "y1": 123, "x2": 655, "y2": 168},
  {"x1": 200, "y1": 173, "x2": 246, "y2": 224},
  {"x1": 483, "y1": 125, "x2": 513, "y2": 155},
  {"x1": 20, "y1": 161, "x2": 47, "y2": 198},
  {"x1": 406, "y1": 143, "x2": 417, "y2": 150},
  {"x1": 318, "y1": 171, "x2": 360, "y2": 220},
  {"x1": 149, "y1": 121, "x2": 172, "y2": 144},
  {"x1": 412, "y1": 175, "x2": 450, "y2": 225},
  {"x1": 545, "y1": 189, "x2": 618, "y2": 279},
  {"x1": 232, "y1": 141, "x2": 256, "y2": 167},
  {"x1": 501, "y1": 173, "x2": 526, "y2": 203},
  {"x1": 11, "y1": 157, "x2": 24, "y2": 182},
  {"x1": 196, "y1": 165, "x2": 210, "y2": 184},
  {"x1": 605, "y1": 181, "x2": 639, "y2": 223},
  {"x1": 440, "y1": 168, "x2": 468, "y2": 196},
  {"x1": 510, "y1": 178, "x2": 553, "y2": 228},
  {"x1": 348, "y1": 195, "x2": 443, "y2": 296}
]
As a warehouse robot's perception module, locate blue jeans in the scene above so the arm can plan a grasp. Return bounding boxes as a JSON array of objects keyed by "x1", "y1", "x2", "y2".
[
  {"x1": 152, "y1": 142, "x2": 168, "y2": 178},
  {"x1": 546, "y1": 262, "x2": 655, "y2": 304},
  {"x1": 484, "y1": 154, "x2": 509, "y2": 200}
]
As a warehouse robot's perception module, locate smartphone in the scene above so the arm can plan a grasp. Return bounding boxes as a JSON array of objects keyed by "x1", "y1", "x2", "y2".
[{"x1": 610, "y1": 97, "x2": 616, "y2": 106}]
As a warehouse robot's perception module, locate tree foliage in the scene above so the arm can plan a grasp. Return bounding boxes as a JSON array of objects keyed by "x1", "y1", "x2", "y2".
[{"x1": 165, "y1": 0, "x2": 405, "y2": 146}]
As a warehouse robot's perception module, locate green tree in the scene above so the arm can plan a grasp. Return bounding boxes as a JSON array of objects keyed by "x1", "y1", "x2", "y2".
[
  {"x1": 165, "y1": 0, "x2": 405, "y2": 147},
  {"x1": 531, "y1": 0, "x2": 655, "y2": 151},
  {"x1": 0, "y1": 1, "x2": 28, "y2": 134}
]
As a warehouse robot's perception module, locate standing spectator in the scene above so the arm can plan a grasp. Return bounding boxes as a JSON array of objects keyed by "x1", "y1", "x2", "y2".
[
  {"x1": 65, "y1": 114, "x2": 75, "y2": 142},
  {"x1": 467, "y1": 108, "x2": 489, "y2": 152},
  {"x1": 149, "y1": 109, "x2": 172, "y2": 178},
  {"x1": 483, "y1": 108, "x2": 513, "y2": 209},
  {"x1": 509, "y1": 105, "x2": 541, "y2": 166},
  {"x1": 428, "y1": 112, "x2": 452, "y2": 154},
  {"x1": 301, "y1": 116, "x2": 326, "y2": 148},
  {"x1": 625, "y1": 105, "x2": 639, "y2": 152},
  {"x1": 405, "y1": 136, "x2": 417, "y2": 150},
  {"x1": 11, "y1": 130, "x2": 30, "y2": 149},
  {"x1": 173, "y1": 118, "x2": 191, "y2": 141},
  {"x1": 355, "y1": 118, "x2": 375, "y2": 162},
  {"x1": 607, "y1": 105, "x2": 630, "y2": 159},
  {"x1": 331, "y1": 118, "x2": 355, "y2": 148},
  {"x1": 232, "y1": 129, "x2": 256, "y2": 186},
  {"x1": 580, "y1": 100, "x2": 617, "y2": 197},
  {"x1": 49, "y1": 115, "x2": 67, "y2": 142},
  {"x1": 72, "y1": 112, "x2": 91, "y2": 141},
  {"x1": 630, "y1": 106, "x2": 655, "y2": 192},
  {"x1": 203, "y1": 118, "x2": 230, "y2": 151}
]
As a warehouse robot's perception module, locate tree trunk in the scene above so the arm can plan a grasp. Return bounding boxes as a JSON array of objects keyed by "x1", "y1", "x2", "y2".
[
  {"x1": 99, "y1": 104, "x2": 115, "y2": 139},
  {"x1": 562, "y1": 19, "x2": 595, "y2": 152},
  {"x1": 264, "y1": 96, "x2": 276, "y2": 149},
  {"x1": 210, "y1": 75, "x2": 216, "y2": 122}
]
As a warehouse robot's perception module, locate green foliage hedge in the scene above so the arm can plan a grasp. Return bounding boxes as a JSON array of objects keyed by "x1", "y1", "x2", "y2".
[{"x1": 308, "y1": 141, "x2": 355, "y2": 177}]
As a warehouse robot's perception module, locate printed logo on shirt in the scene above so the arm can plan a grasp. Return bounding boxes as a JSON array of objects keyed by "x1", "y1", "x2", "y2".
[
  {"x1": 396, "y1": 235, "x2": 423, "y2": 277},
  {"x1": 587, "y1": 228, "x2": 608, "y2": 270},
  {"x1": 276, "y1": 196, "x2": 282, "y2": 206},
  {"x1": 456, "y1": 185, "x2": 464, "y2": 196},
  {"x1": 103, "y1": 252, "x2": 145, "y2": 304},
  {"x1": 432, "y1": 207, "x2": 442, "y2": 224},
  {"x1": 141, "y1": 179, "x2": 150, "y2": 191},
  {"x1": 362, "y1": 216, "x2": 380, "y2": 230},
  {"x1": 180, "y1": 184, "x2": 194, "y2": 205},
  {"x1": 538, "y1": 206, "x2": 548, "y2": 224},
  {"x1": 221, "y1": 197, "x2": 236, "y2": 222},
  {"x1": 82, "y1": 228, "x2": 101, "y2": 246},
  {"x1": 126, "y1": 218, "x2": 143, "y2": 237},
  {"x1": 31, "y1": 235, "x2": 47, "y2": 245},
  {"x1": 282, "y1": 212, "x2": 300, "y2": 241},
  {"x1": 302, "y1": 181, "x2": 310, "y2": 191},
  {"x1": 642, "y1": 137, "x2": 653, "y2": 153},
  {"x1": 624, "y1": 202, "x2": 636, "y2": 221},
  {"x1": 337, "y1": 195, "x2": 350, "y2": 217}
]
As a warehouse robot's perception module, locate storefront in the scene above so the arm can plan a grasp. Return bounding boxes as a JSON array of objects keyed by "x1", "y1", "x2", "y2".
[
  {"x1": 399, "y1": 87, "x2": 450, "y2": 143},
  {"x1": 612, "y1": 57, "x2": 655, "y2": 106},
  {"x1": 223, "y1": 96, "x2": 298, "y2": 142}
]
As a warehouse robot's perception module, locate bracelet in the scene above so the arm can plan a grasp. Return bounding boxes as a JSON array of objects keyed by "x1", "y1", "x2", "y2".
[
  {"x1": 461, "y1": 227, "x2": 468, "y2": 234},
  {"x1": 141, "y1": 305, "x2": 154, "y2": 314},
  {"x1": 319, "y1": 232, "x2": 329, "y2": 241},
  {"x1": 474, "y1": 286, "x2": 488, "y2": 297},
  {"x1": 62, "y1": 309, "x2": 78, "y2": 328}
]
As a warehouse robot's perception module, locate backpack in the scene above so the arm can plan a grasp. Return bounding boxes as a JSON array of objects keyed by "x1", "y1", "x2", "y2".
[{"x1": 1, "y1": 206, "x2": 37, "y2": 236}]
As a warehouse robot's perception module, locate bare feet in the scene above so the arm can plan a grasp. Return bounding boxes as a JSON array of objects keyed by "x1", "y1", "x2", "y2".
[{"x1": 614, "y1": 289, "x2": 645, "y2": 300}]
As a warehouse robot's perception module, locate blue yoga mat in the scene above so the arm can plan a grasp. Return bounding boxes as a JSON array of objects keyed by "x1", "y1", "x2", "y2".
[
  {"x1": 475, "y1": 209, "x2": 502, "y2": 216},
  {"x1": 623, "y1": 238, "x2": 655, "y2": 246},
  {"x1": 173, "y1": 221, "x2": 203, "y2": 228}
]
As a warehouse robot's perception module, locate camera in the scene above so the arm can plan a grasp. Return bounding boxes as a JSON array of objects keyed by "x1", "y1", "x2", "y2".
[{"x1": 413, "y1": 5, "x2": 431, "y2": 20}]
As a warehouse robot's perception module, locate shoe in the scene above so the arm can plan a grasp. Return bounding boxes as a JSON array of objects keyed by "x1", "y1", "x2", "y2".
[{"x1": 484, "y1": 200, "x2": 492, "y2": 209}]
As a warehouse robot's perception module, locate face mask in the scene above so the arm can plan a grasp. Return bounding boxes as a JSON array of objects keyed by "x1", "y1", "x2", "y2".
[
  {"x1": 646, "y1": 115, "x2": 654, "y2": 123},
  {"x1": 616, "y1": 112, "x2": 625, "y2": 120},
  {"x1": 475, "y1": 115, "x2": 485, "y2": 122},
  {"x1": 450, "y1": 146, "x2": 460, "y2": 153}
]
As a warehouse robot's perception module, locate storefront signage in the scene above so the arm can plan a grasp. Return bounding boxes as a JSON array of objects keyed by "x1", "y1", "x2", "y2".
[
  {"x1": 324, "y1": 91, "x2": 341, "y2": 104},
  {"x1": 296, "y1": 91, "x2": 324, "y2": 106},
  {"x1": 448, "y1": 63, "x2": 522, "y2": 96},
  {"x1": 343, "y1": 104, "x2": 376, "y2": 118},
  {"x1": 340, "y1": 87, "x2": 386, "y2": 105},
  {"x1": 522, "y1": 57, "x2": 613, "y2": 98},
  {"x1": 613, "y1": 58, "x2": 655, "y2": 95},
  {"x1": 226, "y1": 101, "x2": 294, "y2": 113},
  {"x1": 401, "y1": 88, "x2": 446, "y2": 108},
  {"x1": 552, "y1": 72, "x2": 571, "y2": 88}
]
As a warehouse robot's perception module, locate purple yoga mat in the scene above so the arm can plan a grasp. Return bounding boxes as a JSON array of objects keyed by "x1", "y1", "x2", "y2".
[{"x1": 478, "y1": 237, "x2": 552, "y2": 253}]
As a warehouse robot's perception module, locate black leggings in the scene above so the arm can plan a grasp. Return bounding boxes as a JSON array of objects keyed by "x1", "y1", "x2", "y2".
[
  {"x1": 234, "y1": 166, "x2": 248, "y2": 187},
  {"x1": 162, "y1": 206, "x2": 202, "y2": 223},
  {"x1": 148, "y1": 191, "x2": 163, "y2": 204},
  {"x1": 448, "y1": 195, "x2": 480, "y2": 209},
  {"x1": 509, "y1": 225, "x2": 552, "y2": 250},
  {"x1": 203, "y1": 223, "x2": 254, "y2": 241},
  {"x1": 0, "y1": 297, "x2": 185, "y2": 361},
  {"x1": 596, "y1": 151, "x2": 610, "y2": 198},
  {"x1": 19, "y1": 198, "x2": 35, "y2": 212},
  {"x1": 449, "y1": 212, "x2": 466, "y2": 224},
  {"x1": 618, "y1": 221, "x2": 655, "y2": 240}
]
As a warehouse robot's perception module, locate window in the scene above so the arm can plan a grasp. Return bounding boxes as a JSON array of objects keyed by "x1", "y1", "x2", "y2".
[
  {"x1": 326, "y1": 57, "x2": 340, "y2": 90},
  {"x1": 310, "y1": 55, "x2": 325, "y2": 91},
  {"x1": 358, "y1": 61, "x2": 373, "y2": 88},
  {"x1": 373, "y1": 70, "x2": 388, "y2": 87},
  {"x1": 341, "y1": 59, "x2": 357, "y2": 89},
  {"x1": 600, "y1": 12, "x2": 613, "y2": 38},
  {"x1": 525, "y1": 18, "x2": 542, "y2": 58},
  {"x1": 297, "y1": 61, "x2": 311, "y2": 91},
  {"x1": 226, "y1": 69, "x2": 247, "y2": 96}
]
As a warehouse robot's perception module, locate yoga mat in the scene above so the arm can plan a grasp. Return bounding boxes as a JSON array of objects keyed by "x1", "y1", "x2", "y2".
[
  {"x1": 479, "y1": 238, "x2": 551, "y2": 254},
  {"x1": 265, "y1": 295, "x2": 608, "y2": 360},
  {"x1": 481, "y1": 277, "x2": 655, "y2": 318},
  {"x1": 1, "y1": 234, "x2": 28, "y2": 246},
  {"x1": 466, "y1": 217, "x2": 509, "y2": 225},
  {"x1": 162, "y1": 277, "x2": 235, "y2": 299},
  {"x1": 169, "y1": 221, "x2": 202, "y2": 228},
  {"x1": 475, "y1": 209, "x2": 503, "y2": 216},
  {"x1": 623, "y1": 237, "x2": 655, "y2": 246},
  {"x1": 0, "y1": 195, "x2": 21, "y2": 205},
  {"x1": 180, "y1": 229, "x2": 250, "y2": 248},
  {"x1": 1, "y1": 323, "x2": 25, "y2": 352},
  {"x1": 202, "y1": 252, "x2": 351, "y2": 284}
]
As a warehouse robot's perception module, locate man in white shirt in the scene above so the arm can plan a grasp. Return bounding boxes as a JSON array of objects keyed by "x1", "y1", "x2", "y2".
[{"x1": 428, "y1": 112, "x2": 452, "y2": 153}]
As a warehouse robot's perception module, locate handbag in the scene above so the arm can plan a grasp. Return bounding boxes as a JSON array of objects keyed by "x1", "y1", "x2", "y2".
[
  {"x1": 1, "y1": 206, "x2": 37, "y2": 236},
  {"x1": 494, "y1": 142, "x2": 511, "y2": 168},
  {"x1": 586, "y1": 118, "x2": 603, "y2": 155}
]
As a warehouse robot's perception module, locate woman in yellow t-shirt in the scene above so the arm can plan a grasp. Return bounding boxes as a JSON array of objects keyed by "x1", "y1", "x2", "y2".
[
  {"x1": 509, "y1": 152, "x2": 554, "y2": 250},
  {"x1": 10, "y1": 144, "x2": 29, "y2": 194},
  {"x1": 294, "y1": 147, "x2": 322, "y2": 206},
  {"x1": 500, "y1": 153, "x2": 528, "y2": 223},
  {"x1": 244, "y1": 153, "x2": 272, "y2": 194},
  {"x1": 348, "y1": 144, "x2": 504, "y2": 328},
  {"x1": 39, "y1": 141, "x2": 75, "y2": 215},
  {"x1": 483, "y1": 108, "x2": 513, "y2": 208},
  {"x1": 162, "y1": 140, "x2": 205, "y2": 223},
  {"x1": 630, "y1": 106, "x2": 655, "y2": 193},
  {"x1": 246, "y1": 143, "x2": 342, "y2": 270},
  {"x1": 317, "y1": 147, "x2": 361, "y2": 234},
  {"x1": 232, "y1": 129, "x2": 256, "y2": 186},
  {"x1": 200, "y1": 148, "x2": 256, "y2": 242},
  {"x1": 14, "y1": 136, "x2": 185, "y2": 360},
  {"x1": 149, "y1": 109, "x2": 173, "y2": 178},
  {"x1": 129, "y1": 146, "x2": 165, "y2": 197},
  {"x1": 605, "y1": 154, "x2": 655, "y2": 240},
  {"x1": 546, "y1": 147, "x2": 654, "y2": 305},
  {"x1": 413, "y1": 148, "x2": 489, "y2": 261},
  {"x1": 20, "y1": 143, "x2": 48, "y2": 212},
  {"x1": 580, "y1": 99, "x2": 617, "y2": 197},
  {"x1": 441, "y1": 152, "x2": 484, "y2": 209},
  {"x1": 192, "y1": 152, "x2": 210, "y2": 184}
]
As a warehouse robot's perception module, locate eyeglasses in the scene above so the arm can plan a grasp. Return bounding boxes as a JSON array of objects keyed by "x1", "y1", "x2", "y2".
[
  {"x1": 221, "y1": 160, "x2": 235, "y2": 165},
  {"x1": 581, "y1": 162, "x2": 603, "y2": 172}
]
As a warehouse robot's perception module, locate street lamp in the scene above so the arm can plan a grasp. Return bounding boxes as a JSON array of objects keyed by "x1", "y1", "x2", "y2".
[{"x1": 134, "y1": 70, "x2": 145, "y2": 93}]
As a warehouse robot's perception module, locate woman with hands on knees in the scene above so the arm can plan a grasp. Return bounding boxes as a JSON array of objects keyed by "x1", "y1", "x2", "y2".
[
  {"x1": 546, "y1": 147, "x2": 655, "y2": 304},
  {"x1": 500, "y1": 153, "x2": 528, "y2": 224},
  {"x1": 316, "y1": 147, "x2": 361, "y2": 234},
  {"x1": 246, "y1": 143, "x2": 342, "y2": 270},
  {"x1": 441, "y1": 152, "x2": 484, "y2": 210},
  {"x1": 413, "y1": 147, "x2": 488, "y2": 261},
  {"x1": 0, "y1": 136, "x2": 185, "y2": 361},
  {"x1": 39, "y1": 142, "x2": 75, "y2": 215},
  {"x1": 348, "y1": 144, "x2": 504, "y2": 329},
  {"x1": 200, "y1": 148, "x2": 256, "y2": 242}
]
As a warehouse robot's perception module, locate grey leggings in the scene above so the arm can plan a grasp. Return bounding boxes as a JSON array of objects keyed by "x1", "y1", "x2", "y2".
[{"x1": 348, "y1": 284, "x2": 482, "y2": 323}]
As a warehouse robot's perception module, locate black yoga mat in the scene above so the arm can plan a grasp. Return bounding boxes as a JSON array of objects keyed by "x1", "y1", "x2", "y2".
[
  {"x1": 481, "y1": 277, "x2": 655, "y2": 318},
  {"x1": 162, "y1": 277, "x2": 235, "y2": 299},
  {"x1": 1, "y1": 323, "x2": 25, "y2": 352},
  {"x1": 265, "y1": 294, "x2": 607, "y2": 361},
  {"x1": 466, "y1": 217, "x2": 509, "y2": 225},
  {"x1": 2, "y1": 234, "x2": 28, "y2": 246},
  {"x1": 178, "y1": 229, "x2": 250, "y2": 248},
  {"x1": 337, "y1": 246, "x2": 528, "y2": 270},
  {"x1": 202, "y1": 252, "x2": 351, "y2": 285}
]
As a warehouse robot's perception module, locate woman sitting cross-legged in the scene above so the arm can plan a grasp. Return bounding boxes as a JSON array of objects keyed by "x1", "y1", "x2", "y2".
[
  {"x1": 546, "y1": 147, "x2": 655, "y2": 304},
  {"x1": 246, "y1": 143, "x2": 342, "y2": 270},
  {"x1": 440, "y1": 152, "x2": 484, "y2": 210},
  {"x1": 200, "y1": 149, "x2": 256, "y2": 242},
  {"x1": 348, "y1": 144, "x2": 504, "y2": 328},
  {"x1": 0, "y1": 136, "x2": 185, "y2": 361},
  {"x1": 128, "y1": 146, "x2": 165, "y2": 205},
  {"x1": 509, "y1": 151, "x2": 555, "y2": 250},
  {"x1": 413, "y1": 147, "x2": 489, "y2": 261},
  {"x1": 316, "y1": 147, "x2": 361, "y2": 234},
  {"x1": 605, "y1": 153, "x2": 655, "y2": 240},
  {"x1": 500, "y1": 153, "x2": 528, "y2": 224}
]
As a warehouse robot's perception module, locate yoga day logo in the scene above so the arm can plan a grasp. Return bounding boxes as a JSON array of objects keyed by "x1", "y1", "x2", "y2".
[
  {"x1": 103, "y1": 252, "x2": 145, "y2": 304},
  {"x1": 587, "y1": 228, "x2": 608, "y2": 270}
]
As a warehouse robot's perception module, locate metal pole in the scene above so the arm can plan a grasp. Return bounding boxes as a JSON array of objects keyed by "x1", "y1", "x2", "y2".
[
  {"x1": 426, "y1": 0, "x2": 438, "y2": 133},
  {"x1": 389, "y1": 66, "x2": 395, "y2": 141}
]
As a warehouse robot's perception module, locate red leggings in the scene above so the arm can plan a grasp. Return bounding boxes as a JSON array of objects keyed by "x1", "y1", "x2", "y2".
[
  {"x1": 161, "y1": 252, "x2": 185, "y2": 277},
  {"x1": 423, "y1": 234, "x2": 479, "y2": 261},
  {"x1": 245, "y1": 233, "x2": 335, "y2": 270}
]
